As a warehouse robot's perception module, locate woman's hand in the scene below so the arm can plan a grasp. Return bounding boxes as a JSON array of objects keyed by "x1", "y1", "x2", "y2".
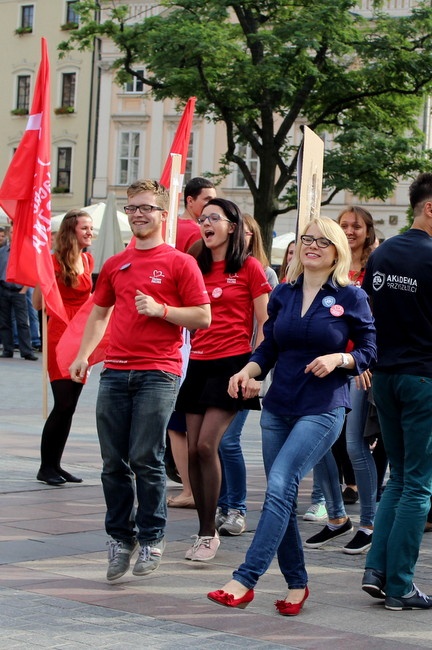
[
  {"x1": 228, "y1": 370, "x2": 251, "y2": 398},
  {"x1": 304, "y1": 353, "x2": 341, "y2": 378},
  {"x1": 228, "y1": 362, "x2": 262, "y2": 398},
  {"x1": 355, "y1": 369, "x2": 372, "y2": 390}
]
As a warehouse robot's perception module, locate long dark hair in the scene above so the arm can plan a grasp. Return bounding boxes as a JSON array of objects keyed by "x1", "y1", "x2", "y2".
[
  {"x1": 337, "y1": 205, "x2": 376, "y2": 269},
  {"x1": 196, "y1": 198, "x2": 248, "y2": 274}
]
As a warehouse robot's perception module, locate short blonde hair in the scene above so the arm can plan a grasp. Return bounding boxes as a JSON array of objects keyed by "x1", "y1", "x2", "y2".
[
  {"x1": 127, "y1": 179, "x2": 169, "y2": 211},
  {"x1": 288, "y1": 217, "x2": 351, "y2": 286}
]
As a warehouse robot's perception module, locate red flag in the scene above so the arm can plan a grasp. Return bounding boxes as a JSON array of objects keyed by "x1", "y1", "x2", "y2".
[
  {"x1": 0, "y1": 38, "x2": 68, "y2": 324},
  {"x1": 160, "y1": 97, "x2": 196, "y2": 187},
  {"x1": 128, "y1": 96, "x2": 197, "y2": 248}
]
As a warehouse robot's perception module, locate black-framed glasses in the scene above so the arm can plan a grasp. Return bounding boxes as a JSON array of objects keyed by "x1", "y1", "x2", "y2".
[
  {"x1": 123, "y1": 204, "x2": 164, "y2": 215},
  {"x1": 300, "y1": 235, "x2": 333, "y2": 249},
  {"x1": 197, "y1": 213, "x2": 232, "y2": 226}
]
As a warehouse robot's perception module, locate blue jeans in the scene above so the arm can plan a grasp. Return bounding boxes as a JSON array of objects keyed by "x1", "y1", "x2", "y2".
[
  {"x1": 345, "y1": 379, "x2": 376, "y2": 526},
  {"x1": 218, "y1": 410, "x2": 249, "y2": 514},
  {"x1": 366, "y1": 373, "x2": 432, "y2": 597},
  {"x1": 96, "y1": 368, "x2": 180, "y2": 545},
  {"x1": 233, "y1": 407, "x2": 345, "y2": 590},
  {"x1": 311, "y1": 471, "x2": 325, "y2": 505},
  {"x1": 314, "y1": 446, "x2": 347, "y2": 520}
]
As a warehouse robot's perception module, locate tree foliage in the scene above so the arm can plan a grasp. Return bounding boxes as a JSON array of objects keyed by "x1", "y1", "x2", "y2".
[{"x1": 61, "y1": 1, "x2": 432, "y2": 250}]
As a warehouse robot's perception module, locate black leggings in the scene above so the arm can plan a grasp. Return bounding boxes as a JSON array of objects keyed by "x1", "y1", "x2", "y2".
[{"x1": 40, "y1": 379, "x2": 83, "y2": 470}]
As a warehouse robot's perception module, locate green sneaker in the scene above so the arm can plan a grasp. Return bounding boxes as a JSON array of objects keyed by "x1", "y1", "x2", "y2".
[
  {"x1": 106, "y1": 538, "x2": 138, "y2": 581},
  {"x1": 303, "y1": 503, "x2": 328, "y2": 522},
  {"x1": 133, "y1": 538, "x2": 166, "y2": 576}
]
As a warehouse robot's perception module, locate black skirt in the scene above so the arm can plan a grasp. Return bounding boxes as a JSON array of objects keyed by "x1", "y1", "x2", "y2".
[{"x1": 176, "y1": 352, "x2": 261, "y2": 415}]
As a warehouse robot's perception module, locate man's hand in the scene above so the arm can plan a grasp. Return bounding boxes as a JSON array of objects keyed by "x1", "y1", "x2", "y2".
[
  {"x1": 135, "y1": 290, "x2": 164, "y2": 317},
  {"x1": 69, "y1": 358, "x2": 89, "y2": 383}
]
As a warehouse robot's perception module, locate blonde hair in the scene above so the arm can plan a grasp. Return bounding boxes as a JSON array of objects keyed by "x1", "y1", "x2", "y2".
[
  {"x1": 243, "y1": 213, "x2": 269, "y2": 268},
  {"x1": 288, "y1": 217, "x2": 351, "y2": 286},
  {"x1": 127, "y1": 179, "x2": 169, "y2": 211}
]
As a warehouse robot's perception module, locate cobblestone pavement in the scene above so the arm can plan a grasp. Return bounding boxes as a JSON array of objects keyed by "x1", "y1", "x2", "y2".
[{"x1": 1, "y1": 356, "x2": 431, "y2": 649}]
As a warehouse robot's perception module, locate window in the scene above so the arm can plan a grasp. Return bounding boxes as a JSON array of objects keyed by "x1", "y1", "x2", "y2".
[
  {"x1": 16, "y1": 75, "x2": 31, "y2": 111},
  {"x1": 66, "y1": 1, "x2": 79, "y2": 24},
  {"x1": 61, "y1": 73, "x2": 76, "y2": 108},
  {"x1": 183, "y1": 132, "x2": 194, "y2": 184},
  {"x1": 117, "y1": 132, "x2": 140, "y2": 185},
  {"x1": 21, "y1": 5, "x2": 34, "y2": 29},
  {"x1": 235, "y1": 143, "x2": 259, "y2": 188},
  {"x1": 56, "y1": 147, "x2": 72, "y2": 191},
  {"x1": 124, "y1": 70, "x2": 144, "y2": 93}
]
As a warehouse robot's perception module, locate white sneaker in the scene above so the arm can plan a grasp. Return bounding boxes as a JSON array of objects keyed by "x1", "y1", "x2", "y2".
[
  {"x1": 219, "y1": 509, "x2": 246, "y2": 536},
  {"x1": 303, "y1": 503, "x2": 328, "y2": 522}
]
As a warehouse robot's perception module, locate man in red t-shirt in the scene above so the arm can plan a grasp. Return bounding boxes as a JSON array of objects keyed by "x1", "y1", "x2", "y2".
[
  {"x1": 176, "y1": 177, "x2": 216, "y2": 253},
  {"x1": 70, "y1": 179, "x2": 210, "y2": 582}
]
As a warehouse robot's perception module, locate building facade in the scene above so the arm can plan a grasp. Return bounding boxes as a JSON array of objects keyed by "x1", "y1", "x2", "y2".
[
  {"x1": 0, "y1": 0, "x2": 429, "y2": 246},
  {"x1": 0, "y1": 0, "x2": 96, "y2": 221}
]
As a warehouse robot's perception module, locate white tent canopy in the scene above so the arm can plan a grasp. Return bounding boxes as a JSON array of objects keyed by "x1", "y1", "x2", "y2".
[
  {"x1": 271, "y1": 232, "x2": 296, "y2": 266},
  {"x1": 51, "y1": 202, "x2": 131, "y2": 243},
  {"x1": 0, "y1": 207, "x2": 10, "y2": 225}
]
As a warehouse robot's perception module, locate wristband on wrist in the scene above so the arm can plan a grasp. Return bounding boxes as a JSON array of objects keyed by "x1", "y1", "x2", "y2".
[
  {"x1": 161, "y1": 303, "x2": 168, "y2": 320},
  {"x1": 338, "y1": 352, "x2": 350, "y2": 368}
]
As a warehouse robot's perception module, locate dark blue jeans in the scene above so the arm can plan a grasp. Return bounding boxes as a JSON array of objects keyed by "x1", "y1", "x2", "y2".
[
  {"x1": 0, "y1": 287, "x2": 33, "y2": 356},
  {"x1": 96, "y1": 368, "x2": 179, "y2": 545},
  {"x1": 218, "y1": 409, "x2": 249, "y2": 514},
  {"x1": 366, "y1": 372, "x2": 432, "y2": 597},
  {"x1": 233, "y1": 406, "x2": 345, "y2": 590}
]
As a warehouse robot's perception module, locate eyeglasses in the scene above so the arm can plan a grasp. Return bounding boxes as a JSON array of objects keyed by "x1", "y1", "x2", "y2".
[
  {"x1": 123, "y1": 204, "x2": 164, "y2": 215},
  {"x1": 300, "y1": 235, "x2": 333, "y2": 249},
  {"x1": 197, "y1": 213, "x2": 232, "y2": 226}
]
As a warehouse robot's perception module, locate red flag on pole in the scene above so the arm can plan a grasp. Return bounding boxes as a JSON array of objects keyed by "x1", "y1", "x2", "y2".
[
  {"x1": 0, "y1": 38, "x2": 68, "y2": 324},
  {"x1": 159, "y1": 97, "x2": 196, "y2": 188},
  {"x1": 128, "y1": 96, "x2": 197, "y2": 248}
]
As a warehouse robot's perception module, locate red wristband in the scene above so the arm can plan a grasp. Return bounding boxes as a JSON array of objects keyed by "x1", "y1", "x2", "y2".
[{"x1": 161, "y1": 303, "x2": 168, "y2": 320}]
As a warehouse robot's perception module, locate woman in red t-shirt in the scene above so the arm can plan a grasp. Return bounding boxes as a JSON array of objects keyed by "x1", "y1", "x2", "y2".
[
  {"x1": 176, "y1": 198, "x2": 271, "y2": 562},
  {"x1": 34, "y1": 209, "x2": 94, "y2": 486}
]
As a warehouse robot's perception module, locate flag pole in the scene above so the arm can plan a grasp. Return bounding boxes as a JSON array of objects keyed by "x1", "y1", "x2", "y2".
[
  {"x1": 166, "y1": 153, "x2": 182, "y2": 247},
  {"x1": 41, "y1": 298, "x2": 48, "y2": 419}
]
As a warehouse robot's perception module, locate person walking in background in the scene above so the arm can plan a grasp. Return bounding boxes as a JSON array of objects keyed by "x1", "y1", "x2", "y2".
[
  {"x1": 33, "y1": 209, "x2": 94, "y2": 485},
  {"x1": 166, "y1": 177, "x2": 217, "y2": 509},
  {"x1": 69, "y1": 180, "x2": 210, "y2": 582},
  {"x1": 207, "y1": 217, "x2": 376, "y2": 613},
  {"x1": 305, "y1": 206, "x2": 379, "y2": 554},
  {"x1": 176, "y1": 176, "x2": 216, "y2": 253},
  {"x1": 0, "y1": 224, "x2": 38, "y2": 361},
  {"x1": 278, "y1": 237, "x2": 296, "y2": 282},
  {"x1": 361, "y1": 172, "x2": 432, "y2": 610},
  {"x1": 176, "y1": 199, "x2": 271, "y2": 561},
  {"x1": 216, "y1": 213, "x2": 277, "y2": 537}
]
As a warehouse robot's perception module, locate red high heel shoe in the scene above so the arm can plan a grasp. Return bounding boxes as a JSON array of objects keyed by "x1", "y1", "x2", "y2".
[
  {"x1": 275, "y1": 586, "x2": 309, "y2": 616},
  {"x1": 207, "y1": 588, "x2": 254, "y2": 609}
]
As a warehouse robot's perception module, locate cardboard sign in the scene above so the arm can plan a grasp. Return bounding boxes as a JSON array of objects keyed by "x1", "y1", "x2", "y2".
[{"x1": 296, "y1": 125, "x2": 324, "y2": 237}]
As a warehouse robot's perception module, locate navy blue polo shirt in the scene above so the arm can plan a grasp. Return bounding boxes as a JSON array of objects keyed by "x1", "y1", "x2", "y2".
[
  {"x1": 363, "y1": 228, "x2": 432, "y2": 378},
  {"x1": 251, "y1": 275, "x2": 376, "y2": 417}
]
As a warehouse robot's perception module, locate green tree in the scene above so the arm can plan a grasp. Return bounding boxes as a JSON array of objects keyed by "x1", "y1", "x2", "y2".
[{"x1": 62, "y1": 0, "x2": 432, "y2": 252}]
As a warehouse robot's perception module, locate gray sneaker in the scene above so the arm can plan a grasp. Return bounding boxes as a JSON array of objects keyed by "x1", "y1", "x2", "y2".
[
  {"x1": 106, "y1": 538, "x2": 138, "y2": 581},
  {"x1": 215, "y1": 507, "x2": 227, "y2": 530},
  {"x1": 219, "y1": 509, "x2": 246, "y2": 536},
  {"x1": 132, "y1": 538, "x2": 166, "y2": 576}
]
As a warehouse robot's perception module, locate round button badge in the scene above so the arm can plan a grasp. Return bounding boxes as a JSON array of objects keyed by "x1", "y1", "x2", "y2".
[
  {"x1": 322, "y1": 296, "x2": 336, "y2": 308},
  {"x1": 330, "y1": 304, "x2": 344, "y2": 317},
  {"x1": 212, "y1": 287, "x2": 223, "y2": 298}
]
